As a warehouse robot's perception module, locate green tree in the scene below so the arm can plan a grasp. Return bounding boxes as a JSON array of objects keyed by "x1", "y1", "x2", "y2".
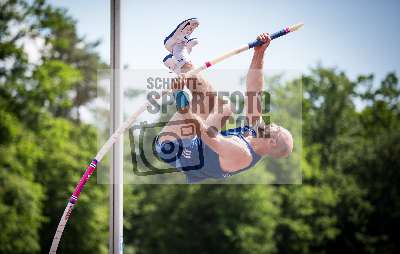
[
  {"x1": 296, "y1": 68, "x2": 399, "y2": 254},
  {"x1": 40, "y1": 6, "x2": 108, "y2": 121},
  {"x1": 1, "y1": 0, "x2": 108, "y2": 253},
  {"x1": 124, "y1": 185, "x2": 278, "y2": 254},
  {"x1": 0, "y1": 108, "x2": 44, "y2": 253},
  {"x1": 354, "y1": 73, "x2": 400, "y2": 253}
]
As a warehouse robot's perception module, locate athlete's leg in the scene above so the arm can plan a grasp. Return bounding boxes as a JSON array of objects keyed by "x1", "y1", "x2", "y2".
[
  {"x1": 180, "y1": 63, "x2": 222, "y2": 120},
  {"x1": 159, "y1": 63, "x2": 230, "y2": 142},
  {"x1": 158, "y1": 101, "x2": 233, "y2": 143},
  {"x1": 157, "y1": 75, "x2": 203, "y2": 143},
  {"x1": 157, "y1": 109, "x2": 195, "y2": 143},
  {"x1": 204, "y1": 103, "x2": 233, "y2": 131}
]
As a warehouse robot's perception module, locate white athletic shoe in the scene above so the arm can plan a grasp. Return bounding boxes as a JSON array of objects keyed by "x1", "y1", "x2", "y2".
[
  {"x1": 163, "y1": 54, "x2": 178, "y2": 73},
  {"x1": 163, "y1": 53, "x2": 191, "y2": 75},
  {"x1": 186, "y1": 37, "x2": 198, "y2": 54},
  {"x1": 163, "y1": 19, "x2": 199, "y2": 74},
  {"x1": 164, "y1": 18, "x2": 199, "y2": 53}
]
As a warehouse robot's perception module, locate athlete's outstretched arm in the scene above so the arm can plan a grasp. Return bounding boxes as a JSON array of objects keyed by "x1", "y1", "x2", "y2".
[{"x1": 245, "y1": 33, "x2": 271, "y2": 125}]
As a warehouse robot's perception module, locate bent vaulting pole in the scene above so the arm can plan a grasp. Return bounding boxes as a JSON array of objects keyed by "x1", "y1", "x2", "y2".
[
  {"x1": 49, "y1": 103, "x2": 148, "y2": 254},
  {"x1": 49, "y1": 22, "x2": 303, "y2": 253}
]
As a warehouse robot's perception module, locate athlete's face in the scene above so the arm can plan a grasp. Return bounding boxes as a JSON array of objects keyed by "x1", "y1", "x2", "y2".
[{"x1": 253, "y1": 123, "x2": 293, "y2": 158}]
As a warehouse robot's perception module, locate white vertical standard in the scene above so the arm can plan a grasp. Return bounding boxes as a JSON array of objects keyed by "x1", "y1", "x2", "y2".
[{"x1": 110, "y1": 0, "x2": 123, "y2": 253}]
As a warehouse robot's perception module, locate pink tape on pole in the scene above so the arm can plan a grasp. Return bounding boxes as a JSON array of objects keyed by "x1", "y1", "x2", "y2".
[{"x1": 72, "y1": 159, "x2": 98, "y2": 198}]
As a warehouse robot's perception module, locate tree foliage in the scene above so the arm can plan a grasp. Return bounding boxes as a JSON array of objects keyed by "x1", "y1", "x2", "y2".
[{"x1": 1, "y1": 0, "x2": 107, "y2": 253}]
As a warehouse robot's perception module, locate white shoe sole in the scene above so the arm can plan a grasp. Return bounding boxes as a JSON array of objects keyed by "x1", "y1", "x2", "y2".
[{"x1": 164, "y1": 18, "x2": 199, "y2": 52}]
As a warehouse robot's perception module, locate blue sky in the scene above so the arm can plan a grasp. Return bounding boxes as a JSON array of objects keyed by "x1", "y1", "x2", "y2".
[{"x1": 49, "y1": 0, "x2": 400, "y2": 82}]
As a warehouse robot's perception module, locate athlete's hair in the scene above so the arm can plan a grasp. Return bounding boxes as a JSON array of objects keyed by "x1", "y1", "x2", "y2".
[{"x1": 268, "y1": 127, "x2": 293, "y2": 158}]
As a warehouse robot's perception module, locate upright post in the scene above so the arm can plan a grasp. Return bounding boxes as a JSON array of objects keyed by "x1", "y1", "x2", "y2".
[{"x1": 110, "y1": 0, "x2": 123, "y2": 253}]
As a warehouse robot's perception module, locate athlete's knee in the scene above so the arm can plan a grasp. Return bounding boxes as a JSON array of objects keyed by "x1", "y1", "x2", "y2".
[
  {"x1": 223, "y1": 103, "x2": 233, "y2": 116},
  {"x1": 220, "y1": 104, "x2": 234, "y2": 128},
  {"x1": 191, "y1": 92, "x2": 205, "y2": 114},
  {"x1": 215, "y1": 100, "x2": 233, "y2": 116}
]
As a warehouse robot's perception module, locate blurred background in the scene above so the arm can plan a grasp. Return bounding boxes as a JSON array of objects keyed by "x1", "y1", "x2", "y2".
[{"x1": 1, "y1": 0, "x2": 399, "y2": 253}]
